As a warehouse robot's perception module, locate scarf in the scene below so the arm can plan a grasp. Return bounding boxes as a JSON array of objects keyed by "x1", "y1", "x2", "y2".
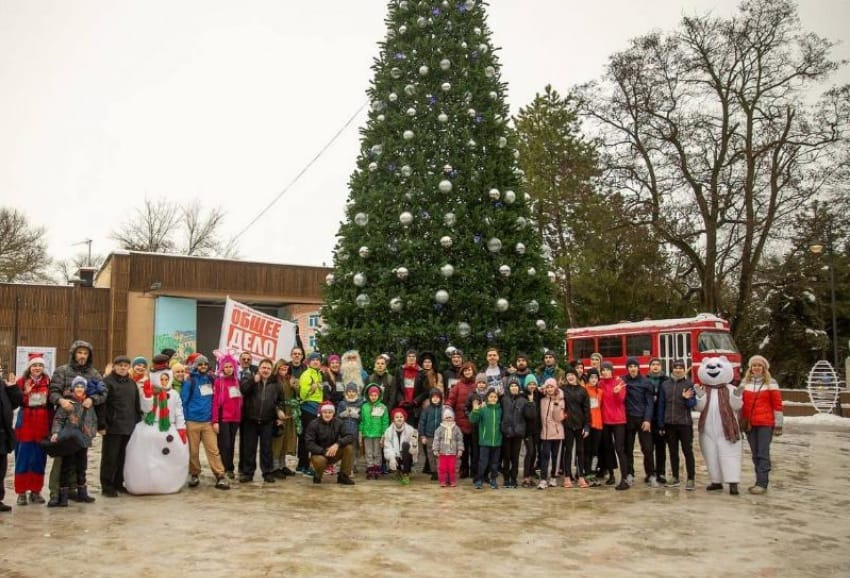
[
  {"x1": 442, "y1": 422, "x2": 456, "y2": 445},
  {"x1": 698, "y1": 385, "x2": 739, "y2": 442},
  {"x1": 144, "y1": 388, "x2": 171, "y2": 432}
]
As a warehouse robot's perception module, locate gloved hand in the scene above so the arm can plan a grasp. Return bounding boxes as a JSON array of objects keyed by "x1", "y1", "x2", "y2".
[
  {"x1": 773, "y1": 426, "x2": 783, "y2": 437},
  {"x1": 178, "y1": 428, "x2": 187, "y2": 444},
  {"x1": 142, "y1": 381, "x2": 153, "y2": 398}
]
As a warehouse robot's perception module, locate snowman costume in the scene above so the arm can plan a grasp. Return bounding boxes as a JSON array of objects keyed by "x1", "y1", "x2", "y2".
[
  {"x1": 124, "y1": 370, "x2": 189, "y2": 494},
  {"x1": 695, "y1": 357, "x2": 743, "y2": 485}
]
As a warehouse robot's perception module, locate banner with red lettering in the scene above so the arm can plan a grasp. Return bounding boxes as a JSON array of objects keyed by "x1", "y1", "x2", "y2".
[{"x1": 218, "y1": 297, "x2": 297, "y2": 364}]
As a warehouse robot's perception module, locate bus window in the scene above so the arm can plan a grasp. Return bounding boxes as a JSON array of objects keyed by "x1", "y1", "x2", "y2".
[
  {"x1": 626, "y1": 334, "x2": 652, "y2": 357},
  {"x1": 698, "y1": 331, "x2": 738, "y2": 353},
  {"x1": 573, "y1": 338, "x2": 595, "y2": 360},
  {"x1": 598, "y1": 336, "x2": 623, "y2": 358}
]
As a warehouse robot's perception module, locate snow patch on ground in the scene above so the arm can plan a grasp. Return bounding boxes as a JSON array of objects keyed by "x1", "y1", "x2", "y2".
[{"x1": 785, "y1": 412, "x2": 850, "y2": 426}]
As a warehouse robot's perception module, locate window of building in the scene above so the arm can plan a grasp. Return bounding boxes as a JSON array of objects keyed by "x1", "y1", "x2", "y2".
[
  {"x1": 308, "y1": 314, "x2": 320, "y2": 328},
  {"x1": 626, "y1": 334, "x2": 652, "y2": 357},
  {"x1": 572, "y1": 338, "x2": 595, "y2": 360},
  {"x1": 309, "y1": 335, "x2": 317, "y2": 349},
  {"x1": 598, "y1": 336, "x2": 623, "y2": 358}
]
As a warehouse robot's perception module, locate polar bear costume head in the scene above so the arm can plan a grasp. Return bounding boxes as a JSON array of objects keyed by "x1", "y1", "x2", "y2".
[{"x1": 697, "y1": 356, "x2": 734, "y2": 386}]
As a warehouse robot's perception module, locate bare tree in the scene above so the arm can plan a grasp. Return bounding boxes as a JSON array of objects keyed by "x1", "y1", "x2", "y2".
[
  {"x1": 54, "y1": 252, "x2": 106, "y2": 285},
  {"x1": 111, "y1": 197, "x2": 238, "y2": 258},
  {"x1": 0, "y1": 207, "x2": 51, "y2": 282},
  {"x1": 579, "y1": 0, "x2": 848, "y2": 334}
]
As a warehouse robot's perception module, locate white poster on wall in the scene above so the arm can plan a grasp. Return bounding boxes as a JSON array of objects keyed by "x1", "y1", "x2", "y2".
[{"x1": 15, "y1": 346, "x2": 58, "y2": 378}]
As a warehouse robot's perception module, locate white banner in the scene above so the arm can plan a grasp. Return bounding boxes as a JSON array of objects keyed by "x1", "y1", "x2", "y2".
[
  {"x1": 15, "y1": 346, "x2": 58, "y2": 378},
  {"x1": 218, "y1": 297, "x2": 296, "y2": 365}
]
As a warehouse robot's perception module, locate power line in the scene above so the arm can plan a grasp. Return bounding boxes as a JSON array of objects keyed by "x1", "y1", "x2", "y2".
[{"x1": 231, "y1": 100, "x2": 368, "y2": 242}]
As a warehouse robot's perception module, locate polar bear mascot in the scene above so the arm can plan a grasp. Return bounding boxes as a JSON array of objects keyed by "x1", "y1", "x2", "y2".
[{"x1": 695, "y1": 356, "x2": 744, "y2": 495}]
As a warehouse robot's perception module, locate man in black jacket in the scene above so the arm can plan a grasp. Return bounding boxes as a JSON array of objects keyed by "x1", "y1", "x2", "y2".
[
  {"x1": 623, "y1": 358, "x2": 657, "y2": 487},
  {"x1": 239, "y1": 358, "x2": 282, "y2": 483},
  {"x1": 304, "y1": 401, "x2": 355, "y2": 485},
  {"x1": 100, "y1": 356, "x2": 142, "y2": 497},
  {"x1": 1, "y1": 370, "x2": 24, "y2": 511}
]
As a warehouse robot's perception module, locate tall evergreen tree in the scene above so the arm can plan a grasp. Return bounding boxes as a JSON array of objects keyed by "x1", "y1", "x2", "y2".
[{"x1": 319, "y1": 0, "x2": 560, "y2": 363}]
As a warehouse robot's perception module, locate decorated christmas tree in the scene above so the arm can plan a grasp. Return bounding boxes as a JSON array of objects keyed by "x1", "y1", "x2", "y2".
[{"x1": 319, "y1": 0, "x2": 561, "y2": 363}]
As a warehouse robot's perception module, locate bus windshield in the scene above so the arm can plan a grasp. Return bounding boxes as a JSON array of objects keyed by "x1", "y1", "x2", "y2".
[{"x1": 698, "y1": 331, "x2": 738, "y2": 353}]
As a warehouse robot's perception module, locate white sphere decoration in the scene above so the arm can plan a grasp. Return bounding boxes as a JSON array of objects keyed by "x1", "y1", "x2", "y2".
[
  {"x1": 417, "y1": 16, "x2": 427, "y2": 27},
  {"x1": 399, "y1": 25, "x2": 408, "y2": 34},
  {"x1": 358, "y1": 246, "x2": 369, "y2": 258},
  {"x1": 371, "y1": 144, "x2": 383, "y2": 156},
  {"x1": 489, "y1": 91, "x2": 498, "y2": 99},
  {"x1": 526, "y1": 299, "x2": 540, "y2": 314},
  {"x1": 404, "y1": 84, "x2": 416, "y2": 95},
  {"x1": 467, "y1": 139, "x2": 477, "y2": 148},
  {"x1": 440, "y1": 58, "x2": 451, "y2": 70},
  {"x1": 466, "y1": 1, "x2": 476, "y2": 11},
  {"x1": 353, "y1": 272, "x2": 366, "y2": 287},
  {"x1": 354, "y1": 212, "x2": 368, "y2": 226},
  {"x1": 516, "y1": 216, "x2": 527, "y2": 228},
  {"x1": 487, "y1": 237, "x2": 502, "y2": 253},
  {"x1": 498, "y1": 136, "x2": 507, "y2": 148},
  {"x1": 389, "y1": 91, "x2": 398, "y2": 101},
  {"x1": 440, "y1": 264, "x2": 455, "y2": 278},
  {"x1": 377, "y1": 114, "x2": 385, "y2": 122},
  {"x1": 485, "y1": 66, "x2": 496, "y2": 78},
  {"x1": 390, "y1": 297, "x2": 403, "y2": 313},
  {"x1": 399, "y1": 211, "x2": 414, "y2": 226},
  {"x1": 515, "y1": 242, "x2": 526, "y2": 255},
  {"x1": 478, "y1": 43, "x2": 488, "y2": 54},
  {"x1": 395, "y1": 266, "x2": 409, "y2": 280},
  {"x1": 406, "y1": 107, "x2": 416, "y2": 116},
  {"x1": 536, "y1": 319, "x2": 547, "y2": 331},
  {"x1": 419, "y1": 65, "x2": 429, "y2": 76},
  {"x1": 524, "y1": 192, "x2": 532, "y2": 201},
  {"x1": 355, "y1": 293, "x2": 370, "y2": 308},
  {"x1": 548, "y1": 271, "x2": 557, "y2": 282},
  {"x1": 441, "y1": 82, "x2": 451, "y2": 92},
  {"x1": 460, "y1": 41, "x2": 467, "y2": 49},
  {"x1": 504, "y1": 190, "x2": 516, "y2": 204},
  {"x1": 435, "y1": 289, "x2": 449, "y2": 304},
  {"x1": 370, "y1": 99, "x2": 383, "y2": 112},
  {"x1": 325, "y1": 273, "x2": 335, "y2": 285},
  {"x1": 438, "y1": 180, "x2": 453, "y2": 193},
  {"x1": 444, "y1": 213, "x2": 456, "y2": 226},
  {"x1": 445, "y1": 345, "x2": 457, "y2": 357},
  {"x1": 368, "y1": 162, "x2": 378, "y2": 172},
  {"x1": 496, "y1": 298, "x2": 509, "y2": 312},
  {"x1": 488, "y1": 188, "x2": 500, "y2": 200},
  {"x1": 473, "y1": 26, "x2": 481, "y2": 35},
  {"x1": 399, "y1": 0, "x2": 409, "y2": 9},
  {"x1": 457, "y1": 322, "x2": 471, "y2": 337},
  {"x1": 467, "y1": 108, "x2": 476, "y2": 117},
  {"x1": 401, "y1": 165, "x2": 412, "y2": 177},
  {"x1": 403, "y1": 130, "x2": 414, "y2": 141},
  {"x1": 440, "y1": 235, "x2": 453, "y2": 248},
  {"x1": 494, "y1": 115, "x2": 504, "y2": 125},
  {"x1": 443, "y1": 164, "x2": 453, "y2": 173},
  {"x1": 438, "y1": 112, "x2": 449, "y2": 123},
  {"x1": 527, "y1": 267, "x2": 536, "y2": 276},
  {"x1": 499, "y1": 265, "x2": 511, "y2": 277}
]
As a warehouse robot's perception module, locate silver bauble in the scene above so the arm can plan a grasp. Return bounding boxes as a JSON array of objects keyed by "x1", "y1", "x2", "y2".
[
  {"x1": 403, "y1": 130, "x2": 414, "y2": 140},
  {"x1": 467, "y1": 139, "x2": 477, "y2": 148},
  {"x1": 417, "y1": 16, "x2": 427, "y2": 27},
  {"x1": 371, "y1": 144, "x2": 383, "y2": 156},
  {"x1": 504, "y1": 190, "x2": 516, "y2": 204},
  {"x1": 515, "y1": 216, "x2": 527, "y2": 228},
  {"x1": 404, "y1": 84, "x2": 416, "y2": 96},
  {"x1": 487, "y1": 237, "x2": 502, "y2": 253},
  {"x1": 325, "y1": 273, "x2": 335, "y2": 285},
  {"x1": 485, "y1": 66, "x2": 496, "y2": 78},
  {"x1": 406, "y1": 107, "x2": 416, "y2": 116},
  {"x1": 515, "y1": 242, "x2": 526, "y2": 254},
  {"x1": 390, "y1": 67, "x2": 402, "y2": 79},
  {"x1": 358, "y1": 246, "x2": 369, "y2": 258},
  {"x1": 440, "y1": 235, "x2": 453, "y2": 248},
  {"x1": 355, "y1": 293, "x2": 370, "y2": 308},
  {"x1": 536, "y1": 319, "x2": 547, "y2": 331},
  {"x1": 526, "y1": 299, "x2": 540, "y2": 313},
  {"x1": 368, "y1": 162, "x2": 378, "y2": 172},
  {"x1": 377, "y1": 114, "x2": 385, "y2": 122},
  {"x1": 395, "y1": 267, "x2": 409, "y2": 280},
  {"x1": 478, "y1": 43, "x2": 488, "y2": 54},
  {"x1": 444, "y1": 212, "x2": 456, "y2": 226},
  {"x1": 488, "y1": 188, "x2": 500, "y2": 200},
  {"x1": 498, "y1": 136, "x2": 507, "y2": 148},
  {"x1": 527, "y1": 267, "x2": 536, "y2": 276},
  {"x1": 440, "y1": 58, "x2": 451, "y2": 70},
  {"x1": 438, "y1": 112, "x2": 449, "y2": 122},
  {"x1": 398, "y1": 25, "x2": 408, "y2": 34},
  {"x1": 441, "y1": 82, "x2": 452, "y2": 92},
  {"x1": 389, "y1": 91, "x2": 398, "y2": 101},
  {"x1": 489, "y1": 91, "x2": 498, "y2": 99},
  {"x1": 443, "y1": 164, "x2": 453, "y2": 173},
  {"x1": 401, "y1": 165, "x2": 413, "y2": 177},
  {"x1": 353, "y1": 273, "x2": 366, "y2": 287},
  {"x1": 435, "y1": 289, "x2": 449, "y2": 304},
  {"x1": 390, "y1": 297, "x2": 403, "y2": 312},
  {"x1": 438, "y1": 180, "x2": 453, "y2": 193},
  {"x1": 467, "y1": 108, "x2": 476, "y2": 117},
  {"x1": 418, "y1": 65, "x2": 429, "y2": 76},
  {"x1": 548, "y1": 271, "x2": 557, "y2": 282},
  {"x1": 354, "y1": 212, "x2": 368, "y2": 226},
  {"x1": 496, "y1": 298, "x2": 509, "y2": 312},
  {"x1": 499, "y1": 265, "x2": 511, "y2": 277},
  {"x1": 473, "y1": 25, "x2": 481, "y2": 35},
  {"x1": 457, "y1": 322, "x2": 471, "y2": 337},
  {"x1": 399, "y1": 211, "x2": 414, "y2": 226},
  {"x1": 440, "y1": 264, "x2": 455, "y2": 278}
]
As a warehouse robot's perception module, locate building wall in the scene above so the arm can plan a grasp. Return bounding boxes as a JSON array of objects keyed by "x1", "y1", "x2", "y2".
[
  {"x1": 282, "y1": 304, "x2": 323, "y2": 354},
  {"x1": 126, "y1": 291, "x2": 156, "y2": 360}
]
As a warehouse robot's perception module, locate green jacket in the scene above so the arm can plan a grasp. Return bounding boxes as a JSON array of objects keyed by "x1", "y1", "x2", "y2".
[
  {"x1": 359, "y1": 400, "x2": 389, "y2": 439},
  {"x1": 470, "y1": 402, "x2": 502, "y2": 447}
]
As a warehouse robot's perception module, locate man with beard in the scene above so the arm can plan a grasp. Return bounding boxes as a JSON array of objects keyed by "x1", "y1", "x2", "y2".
[
  {"x1": 509, "y1": 353, "x2": 535, "y2": 390},
  {"x1": 47, "y1": 340, "x2": 105, "y2": 506},
  {"x1": 340, "y1": 350, "x2": 367, "y2": 393},
  {"x1": 536, "y1": 349, "x2": 565, "y2": 386},
  {"x1": 442, "y1": 349, "x2": 464, "y2": 393}
]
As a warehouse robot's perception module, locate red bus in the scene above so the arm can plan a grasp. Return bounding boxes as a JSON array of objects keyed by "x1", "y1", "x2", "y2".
[{"x1": 566, "y1": 314, "x2": 742, "y2": 383}]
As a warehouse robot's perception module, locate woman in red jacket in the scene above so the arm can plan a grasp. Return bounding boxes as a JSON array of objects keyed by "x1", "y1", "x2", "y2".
[
  {"x1": 598, "y1": 361, "x2": 630, "y2": 490},
  {"x1": 740, "y1": 355, "x2": 783, "y2": 495},
  {"x1": 14, "y1": 356, "x2": 52, "y2": 505},
  {"x1": 446, "y1": 362, "x2": 477, "y2": 479}
]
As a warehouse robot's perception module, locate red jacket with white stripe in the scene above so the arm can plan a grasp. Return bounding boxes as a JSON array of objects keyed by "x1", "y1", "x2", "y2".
[{"x1": 741, "y1": 377, "x2": 783, "y2": 428}]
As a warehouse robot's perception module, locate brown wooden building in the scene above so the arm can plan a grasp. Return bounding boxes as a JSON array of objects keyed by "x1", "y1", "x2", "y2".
[{"x1": 0, "y1": 251, "x2": 330, "y2": 372}]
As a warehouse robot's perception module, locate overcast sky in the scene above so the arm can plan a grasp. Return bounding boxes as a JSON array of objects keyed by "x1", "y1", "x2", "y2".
[{"x1": 2, "y1": 0, "x2": 848, "y2": 269}]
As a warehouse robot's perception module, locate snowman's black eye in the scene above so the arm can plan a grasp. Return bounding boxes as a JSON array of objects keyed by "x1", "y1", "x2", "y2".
[
  {"x1": 166, "y1": 435, "x2": 174, "y2": 443},
  {"x1": 162, "y1": 448, "x2": 170, "y2": 455}
]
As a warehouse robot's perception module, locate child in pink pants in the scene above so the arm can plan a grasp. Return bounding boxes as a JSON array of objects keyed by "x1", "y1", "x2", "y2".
[{"x1": 432, "y1": 407, "x2": 464, "y2": 487}]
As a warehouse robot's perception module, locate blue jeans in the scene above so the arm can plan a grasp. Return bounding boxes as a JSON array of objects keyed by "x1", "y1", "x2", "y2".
[{"x1": 747, "y1": 426, "x2": 773, "y2": 488}]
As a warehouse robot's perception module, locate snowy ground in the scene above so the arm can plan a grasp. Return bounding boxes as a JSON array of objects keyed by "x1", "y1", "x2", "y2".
[{"x1": 2, "y1": 419, "x2": 849, "y2": 577}]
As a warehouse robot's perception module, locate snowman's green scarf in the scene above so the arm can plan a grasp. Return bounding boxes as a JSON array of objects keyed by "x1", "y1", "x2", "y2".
[{"x1": 144, "y1": 388, "x2": 171, "y2": 432}]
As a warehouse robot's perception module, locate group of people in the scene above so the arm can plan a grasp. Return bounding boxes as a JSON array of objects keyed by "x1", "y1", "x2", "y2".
[{"x1": 0, "y1": 340, "x2": 784, "y2": 511}]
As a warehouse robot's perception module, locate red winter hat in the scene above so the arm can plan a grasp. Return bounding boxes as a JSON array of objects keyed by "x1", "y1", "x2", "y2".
[{"x1": 390, "y1": 407, "x2": 408, "y2": 420}]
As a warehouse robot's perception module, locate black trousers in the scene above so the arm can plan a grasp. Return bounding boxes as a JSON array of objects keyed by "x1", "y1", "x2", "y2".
[
  {"x1": 502, "y1": 437, "x2": 523, "y2": 482},
  {"x1": 625, "y1": 415, "x2": 655, "y2": 478},
  {"x1": 652, "y1": 423, "x2": 667, "y2": 478},
  {"x1": 666, "y1": 423, "x2": 695, "y2": 480},
  {"x1": 218, "y1": 421, "x2": 239, "y2": 473},
  {"x1": 460, "y1": 431, "x2": 474, "y2": 476},
  {"x1": 100, "y1": 433, "x2": 131, "y2": 492},
  {"x1": 396, "y1": 442, "x2": 413, "y2": 474},
  {"x1": 240, "y1": 420, "x2": 275, "y2": 476},
  {"x1": 0, "y1": 453, "x2": 7, "y2": 502},
  {"x1": 469, "y1": 425, "x2": 481, "y2": 475},
  {"x1": 297, "y1": 412, "x2": 317, "y2": 470},
  {"x1": 602, "y1": 424, "x2": 627, "y2": 480},
  {"x1": 583, "y1": 428, "x2": 602, "y2": 475},
  {"x1": 563, "y1": 427, "x2": 586, "y2": 479},
  {"x1": 60, "y1": 448, "x2": 88, "y2": 487},
  {"x1": 523, "y1": 435, "x2": 539, "y2": 478}
]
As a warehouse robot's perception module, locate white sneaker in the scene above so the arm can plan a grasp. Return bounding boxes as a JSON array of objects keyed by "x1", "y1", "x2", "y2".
[
  {"x1": 649, "y1": 475, "x2": 660, "y2": 488},
  {"x1": 625, "y1": 474, "x2": 635, "y2": 486},
  {"x1": 548, "y1": 478, "x2": 557, "y2": 487},
  {"x1": 537, "y1": 480, "x2": 548, "y2": 490}
]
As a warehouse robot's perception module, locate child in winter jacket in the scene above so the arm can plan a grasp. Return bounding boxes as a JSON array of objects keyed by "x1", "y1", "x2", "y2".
[
  {"x1": 582, "y1": 369, "x2": 604, "y2": 486},
  {"x1": 561, "y1": 369, "x2": 590, "y2": 488},
  {"x1": 599, "y1": 361, "x2": 629, "y2": 490},
  {"x1": 50, "y1": 376, "x2": 99, "y2": 506},
  {"x1": 337, "y1": 383, "x2": 363, "y2": 469},
  {"x1": 360, "y1": 384, "x2": 389, "y2": 480},
  {"x1": 432, "y1": 407, "x2": 464, "y2": 487},
  {"x1": 538, "y1": 378, "x2": 566, "y2": 490},
  {"x1": 418, "y1": 388, "x2": 444, "y2": 481},
  {"x1": 212, "y1": 354, "x2": 243, "y2": 479},
  {"x1": 500, "y1": 378, "x2": 535, "y2": 488},
  {"x1": 383, "y1": 407, "x2": 418, "y2": 484},
  {"x1": 470, "y1": 388, "x2": 502, "y2": 489}
]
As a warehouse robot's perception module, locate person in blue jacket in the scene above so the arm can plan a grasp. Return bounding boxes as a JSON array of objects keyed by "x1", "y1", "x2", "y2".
[{"x1": 180, "y1": 355, "x2": 229, "y2": 489}]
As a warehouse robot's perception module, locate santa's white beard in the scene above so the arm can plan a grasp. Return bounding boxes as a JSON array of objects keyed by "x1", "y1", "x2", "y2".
[{"x1": 341, "y1": 362, "x2": 364, "y2": 389}]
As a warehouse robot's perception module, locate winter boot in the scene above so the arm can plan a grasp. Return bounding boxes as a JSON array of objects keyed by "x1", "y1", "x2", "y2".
[
  {"x1": 75, "y1": 485, "x2": 96, "y2": 503},
  {"x1": 729, "y1": 483, "x2": 739, "y2": 495},
  {"x1": 57, "y1": 487, "x2": 70, "y2": 507}
]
